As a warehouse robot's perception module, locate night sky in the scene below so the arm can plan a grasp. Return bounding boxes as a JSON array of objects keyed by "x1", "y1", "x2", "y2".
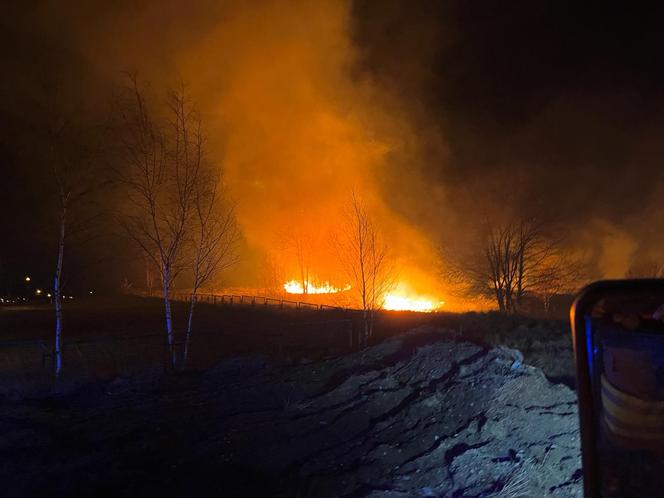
[
  {"x1": 355, "y1": 2, "x2": 664, "y2": 220},
  {"x1": 2, "y1": 1, "x2": 664, "y2": 296}
]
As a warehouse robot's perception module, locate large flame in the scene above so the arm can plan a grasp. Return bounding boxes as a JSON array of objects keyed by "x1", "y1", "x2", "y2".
[
  {"x1": 382, "y1": 283, "x2": 444, "y2": 312},
  {"x1": 284, "y1": 279, "x2": 351, "y2": 294}
]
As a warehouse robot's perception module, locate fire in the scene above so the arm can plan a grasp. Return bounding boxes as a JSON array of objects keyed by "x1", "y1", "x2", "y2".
[
  {"x1": 283, "y1": 280, "x2": 351, "y2": 294},
  {"x1": 382, "y1": 283, "x2": 444, "y2": 312}
]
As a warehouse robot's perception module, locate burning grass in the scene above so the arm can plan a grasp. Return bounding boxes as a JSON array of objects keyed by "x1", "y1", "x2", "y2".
[
  {"x1": 281, "y1": 278, "x2": 446, "y2": 313},
  {"x1": 283, "y1": 279, "x2": 350, "y2": 295}
]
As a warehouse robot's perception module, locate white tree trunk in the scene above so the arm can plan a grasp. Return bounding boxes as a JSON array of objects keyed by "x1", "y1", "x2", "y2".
[
  {"x1": 54, "y1": 211, "x2": 66, "y2": 376},
  {"x1": 183, "y1": 291, "x2": 196, "y2": 365},
  {"x1": 162, "y1": 264, "x2": 175, "y2": 367}
]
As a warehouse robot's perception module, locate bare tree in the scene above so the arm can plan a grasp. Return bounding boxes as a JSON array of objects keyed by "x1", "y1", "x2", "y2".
[
  {"x1": 626, "y1": 259, "x2": 664, "y2": 278},
  {"x1": 116, "y1": 76, "x2": 199, "y2": 366},
  {"x1": 183, "y1": 167, "x2": 239, "y2": 364},
  {"x1": 259, "y1": 252, "x2": 285, "y2": 297},
  {"x1": 42, "y1": 87, "x2": 101, "y2": 377},
  {"x1": 444, "y1": 220, "x2": 518, "y2": 312},
  {"x1": 530, "y1": 254, "x2": 583, "y2": 312},
  {"x1": 52, "y1": 155, "x2": 69, "y2": 377},
  {"x1": 280, "y1": 226, "x2": 314, "y2": 294},
  {"x1": 336, "y1": 192, "x2": 394, "y2": 344},
  {"x1": 293, "y1": 233, "x2": 310, "y2": 294},
  {"x1": 444, "y1": 217, "x2": 581, "y2": 313},
  {"x1": 511, "y1": 219, "x2": 570, "y2": 311}
]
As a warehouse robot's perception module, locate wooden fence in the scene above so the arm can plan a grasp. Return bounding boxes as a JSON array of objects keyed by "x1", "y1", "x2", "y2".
[{"x1": 167, "y1": 291, "x2": 352, "y2": 312}]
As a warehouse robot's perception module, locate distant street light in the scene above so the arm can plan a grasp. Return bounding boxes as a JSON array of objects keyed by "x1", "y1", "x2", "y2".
[
  {"x1": 35, "y1": 289, "x2": 42, "y2": 296},
  {"x1": 24, "y1": 276, "x2": 32, "y2": 300}
]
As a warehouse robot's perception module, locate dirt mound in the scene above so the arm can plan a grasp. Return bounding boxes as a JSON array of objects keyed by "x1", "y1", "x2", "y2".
[
  {"x1": 203, "y1": 327, "x2": 582, "y2": 497},
  {"x1": 0, "y1": 327, "x2": 581, "y2": 497}
]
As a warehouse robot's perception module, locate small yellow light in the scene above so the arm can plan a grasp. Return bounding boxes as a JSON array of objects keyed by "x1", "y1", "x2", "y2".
[
  {"x1": 35, "y1": 289, "x2": 42, "y2": 295},
  {"x1": 25, "y1": 276, "x2": 31, "y2": 282},
  {"x1": 47, "y1": 293, "x2": 52, "y2": 298}
]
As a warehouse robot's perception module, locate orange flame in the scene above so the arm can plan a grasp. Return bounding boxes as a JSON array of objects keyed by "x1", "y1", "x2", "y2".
[
  {"x1": 382, "y1": 283, "x2": 444, "y2": 312},
  {"x1": 283, "y1": 279, "x2": 351, "y2": 294}
]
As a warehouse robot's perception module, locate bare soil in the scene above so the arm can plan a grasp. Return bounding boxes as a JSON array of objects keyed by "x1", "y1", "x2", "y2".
[
  {"x1": 0, "y1": 328, "x2": 581, "y2": 498},
  {"x1": 0, "y1": 298, "x2": 579, "y2": 497}
]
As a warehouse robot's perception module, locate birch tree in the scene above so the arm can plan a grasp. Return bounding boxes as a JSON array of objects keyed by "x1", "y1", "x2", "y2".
[
  {"x1": 43, "y1": 89, "x2": 101, "y2": 377},
  {"x1": 336, "y1": 192, "x2": 394, "y2": 344},
  {"x1": 52, "y1": 159, "x2": 68, "y2": 376},
  {"x1": 117, "y1": 77, "x2": 199, "y2": 366},
  {"x1": 183, "y1": 167, "x2": 239, "y2": 364}
]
